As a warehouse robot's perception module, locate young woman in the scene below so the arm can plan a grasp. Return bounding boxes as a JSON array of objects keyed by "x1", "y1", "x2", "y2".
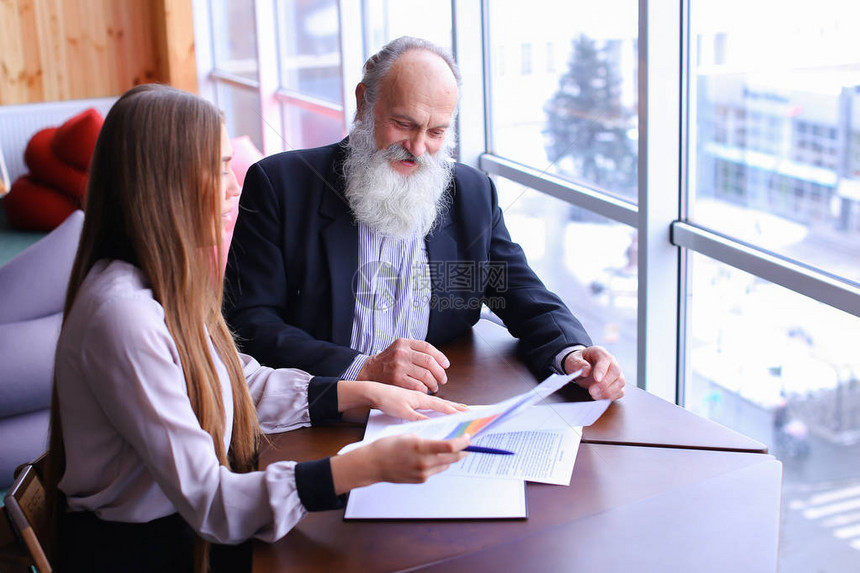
[{"x1": 47, "y1": 84, "x2": 469, "y2": 573}]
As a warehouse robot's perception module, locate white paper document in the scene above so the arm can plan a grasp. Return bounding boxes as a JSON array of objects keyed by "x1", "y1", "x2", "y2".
[
  {"x1": 445, "y1": 400, "x2": 609, "y2": 484},
  {"x1": 344, "y1": 408, "x2": 529, "y2": 519},
  {"x1": 350, "y1": 371, "x2": 587, "y2": 447},
  {"x1": 446, "y1": 405, "x2": 584, "y2": 486},
  {"x1": 357, "y1": 403, "x2": 593, "y2": 486},
  {"x1": 526, "y1": 399, "x2": 613, "y2": 429},
  {"x1": 344, "y1": 379, "x2": 611, "y2": 486},
  {"x1": 344, "y1": 474, "x2": 527, "y2": 520},
  {"x1": 341, "y1": 373, "x2": 612, "y2": 519}
]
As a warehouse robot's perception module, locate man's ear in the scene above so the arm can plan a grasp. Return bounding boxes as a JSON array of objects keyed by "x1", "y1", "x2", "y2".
[{"x1": 355, "y1": 83, "x2": 367, "y2": 117}]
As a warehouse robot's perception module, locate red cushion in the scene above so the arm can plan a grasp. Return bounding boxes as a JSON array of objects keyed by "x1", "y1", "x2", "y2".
[
  {"x1": 3, "y1": 176, "x2": 78, "y2": 232},
  {"x1": 24, "y1": 127, "x2": 88, "y2": 203},
  {"x1": 50, "y1": 108, "x2": 104, "y2": 171}
]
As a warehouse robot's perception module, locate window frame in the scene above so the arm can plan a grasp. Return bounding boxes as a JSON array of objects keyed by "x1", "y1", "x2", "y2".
[{"x1": 194, "y1": 0, "x2": 860, "y2": 406}]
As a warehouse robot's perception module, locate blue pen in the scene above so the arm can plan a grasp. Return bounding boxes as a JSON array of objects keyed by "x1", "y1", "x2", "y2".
[{"x1": 463, "y1": 445, "x2": 515, "y2": 455}]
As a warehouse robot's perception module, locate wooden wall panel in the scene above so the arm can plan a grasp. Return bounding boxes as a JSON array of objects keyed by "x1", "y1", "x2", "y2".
[
  {"x1": 0, "y1": 0, "x2": 37, "y2": 103},
  {"x1": 110, "y1": 1, "x2": 159, "y2": 87},
  {"x1": 0, "y1": 0, "x2": 195, "y2": 105},
  {"x1": 34, "y1": 0, "x2": 71, "y2": 102},
  {"x1": 153, "y1": 0, "x2": 199, "y2": 94}
]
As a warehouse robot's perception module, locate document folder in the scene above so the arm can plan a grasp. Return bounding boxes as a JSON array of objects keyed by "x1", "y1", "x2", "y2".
[{"x1": 344, "y1": 474, "x2": 527, "y2": 520}]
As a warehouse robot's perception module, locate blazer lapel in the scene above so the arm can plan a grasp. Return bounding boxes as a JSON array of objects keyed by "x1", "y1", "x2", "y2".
[
  {"x1": 425, "y1": 193, "x2": 458, "y2": 342},
  {"x1": 320, "y1": 145, "x2": 358, "y2": 347}
]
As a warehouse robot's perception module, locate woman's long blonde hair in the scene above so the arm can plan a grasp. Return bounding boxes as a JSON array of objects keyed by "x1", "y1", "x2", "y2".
[{"x1": 46, "y1": 84, "x2": 260, "y2": 571}]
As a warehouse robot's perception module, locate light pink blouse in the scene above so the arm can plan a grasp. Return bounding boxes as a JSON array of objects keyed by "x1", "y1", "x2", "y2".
[{"x1": 56, "y1": 259, "x2": 316, "y2": 544}]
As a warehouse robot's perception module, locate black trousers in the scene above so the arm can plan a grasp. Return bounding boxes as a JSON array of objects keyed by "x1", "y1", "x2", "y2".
[{"x1": 58, "y1": 511, "x2": 252, "y2": 573}]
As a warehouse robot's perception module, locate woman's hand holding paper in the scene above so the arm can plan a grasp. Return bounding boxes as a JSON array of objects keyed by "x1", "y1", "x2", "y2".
[{"x1": 331, "y1": 433, "x2": 470, "y2": 493}]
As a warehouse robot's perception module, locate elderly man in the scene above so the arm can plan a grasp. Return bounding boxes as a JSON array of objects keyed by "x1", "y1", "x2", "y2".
[{"x1": 225, "y1": 36, "x2": 625, "y2": 401}]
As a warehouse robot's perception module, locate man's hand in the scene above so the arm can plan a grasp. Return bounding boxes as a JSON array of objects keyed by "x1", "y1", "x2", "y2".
[
  {"x1": 357, "y1": 338, "x2": 450, "y2": 392},
  {"x1": 563, "y1": 346, "x2": 625, "y2": 401}
]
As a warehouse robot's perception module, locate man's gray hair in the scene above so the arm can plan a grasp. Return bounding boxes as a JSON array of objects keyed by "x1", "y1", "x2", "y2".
[{"x1": 358, "y1": 36, "x2": 462, "y2": 113}]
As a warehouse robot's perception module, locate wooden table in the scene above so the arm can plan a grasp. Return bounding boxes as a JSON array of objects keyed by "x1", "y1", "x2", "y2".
[
  {"x1": 253, "y1": 320, "x2": 780, "y2": 573},
  {"x1": 414, "y1": 446, "x2": 781, "y2": 572},
  {"x1": 438, "y1": 319, "x2": 767, "y2": 453}
]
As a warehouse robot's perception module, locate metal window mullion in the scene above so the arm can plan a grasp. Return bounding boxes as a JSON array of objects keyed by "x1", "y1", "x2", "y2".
[
  {"x1": 672, "y1": 222, "x2": 860, "y2": 317},
  {"x1": 209, "y1": 69, "x2": 260, "y2": 90},
  {"x1": 191, "y1": 0, "x2": 215, "y2": 101},
  {"x1": 254, "y1": 0, "x2": 283, "y2": 155},
  {"x1": 339, "y1": 0, "x2": 364, "y2": 129},
  {"x1": 677, "y1": 0, "x2": 693, "y2": 408},
  {"x1": 479, "y1": 154, "x2": 639, "y2": 227},
  {"x1": 638, "y1": 0, "x2": 683, "y2": 402},
  {"x1": 274, "y1": 88, "x2": 344, "y2": 119},
  {"x1": 480, "y1": 0, "x2": 494, "y2": 163}
]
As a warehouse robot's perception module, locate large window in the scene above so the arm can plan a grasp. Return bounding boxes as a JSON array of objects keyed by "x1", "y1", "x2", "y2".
[
  {"x1": 487, "y1": 0, "x2": 639, "y2": 203},
  {"x1": 363, "y1": 0, "x2": 451, "y2": 53},
  {"x1": 690, "y1": 0, "x2": 860, "y2": 281},
  {"x1": 196, "y1": 2, "x2": 860, "y2": 570},
  {"x1": 485, "y1": 0, "x2": 639, "y2": 384},
  {"x1": 197, "y1": 0, "x2": 453, "y2": 154},
  {"x1": 197, "y1": 0, "x2": 349, "y2": 154},
  {"x1": 273, "y1": 0, "x2": 345, "y2": 151},
  {"x1": 685, "y1": 1, "x2": 860, "y2": 569},
  {"x1": 686, "y1": 255, "x2": 860, "y2": 567},
  {"x1": 207, "y1": 0, "x2": 263, "y2": 148},
  {"x1": 495, "y1": 178, "x2": 638, "y2": 385}
]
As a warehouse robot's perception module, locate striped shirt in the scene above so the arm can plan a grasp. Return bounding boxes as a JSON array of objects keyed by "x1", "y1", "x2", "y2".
[
  {"x1": 341, "y1": 224, "x2": 581, "y2": 379},
  {"x1": 342, "y1": 222, "x2": 432, "y2": 378}
]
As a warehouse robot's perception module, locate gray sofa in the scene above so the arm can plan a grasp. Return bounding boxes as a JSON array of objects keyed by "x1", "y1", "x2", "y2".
[
  {"x1": 0, "y1": 210, "x2": 83, "y2": 487},
  {"x1": 0, "y1": 98, "x2": 118, "y2": 488}
]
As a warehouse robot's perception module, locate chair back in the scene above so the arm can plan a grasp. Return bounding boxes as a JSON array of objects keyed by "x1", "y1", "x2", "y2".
[
  {"x1": 0, "y1": 505, "x2": 31, "y2": 573},
  {"x1": 3, "y1": 455, "x2": 52, "y2": 572}
]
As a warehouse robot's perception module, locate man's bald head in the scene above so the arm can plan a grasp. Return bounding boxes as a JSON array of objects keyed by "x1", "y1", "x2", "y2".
[{"x1": 356, "y1": 36, "x2": 461, "y2": 117}]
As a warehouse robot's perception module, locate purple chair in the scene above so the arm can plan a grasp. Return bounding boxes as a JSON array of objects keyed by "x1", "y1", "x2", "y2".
[{"x1": 0, "y1": 210, "x2": 82, "y2": 488}]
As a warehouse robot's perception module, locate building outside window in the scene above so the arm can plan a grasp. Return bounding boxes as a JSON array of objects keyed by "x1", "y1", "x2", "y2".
[
  {"x1": 485, "y1": 0, "x2": 639, "y2": 384},
  {"x1": 689, "y1": 1, "x2": 860, "y2": 568}
]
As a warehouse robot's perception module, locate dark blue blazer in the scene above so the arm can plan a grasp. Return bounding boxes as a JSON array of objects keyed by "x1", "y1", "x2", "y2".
[{"x1": 224, "y1": 139, "x2": 592, "y2": 379}]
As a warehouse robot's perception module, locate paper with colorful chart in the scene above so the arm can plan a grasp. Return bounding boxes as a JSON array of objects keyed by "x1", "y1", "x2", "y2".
[{"x1": 341, "y1": 370, "x2": 611, "y2": 485}]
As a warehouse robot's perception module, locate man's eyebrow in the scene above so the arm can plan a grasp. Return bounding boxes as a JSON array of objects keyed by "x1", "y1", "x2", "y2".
[
  {"x1": 391, "y1": 113, "x2": 417, "y2": 124},
  {"x1": 391, "y1": 112, "x2": 451, "y2": 130}
]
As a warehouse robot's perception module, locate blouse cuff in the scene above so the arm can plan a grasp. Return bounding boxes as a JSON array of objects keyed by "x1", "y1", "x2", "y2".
[
  {"x1": 308, "y1": 376, "x2": 342, "y2": 425},
  {"x1": 295, "y1": 457, "x2": 346, "y2": 511}
]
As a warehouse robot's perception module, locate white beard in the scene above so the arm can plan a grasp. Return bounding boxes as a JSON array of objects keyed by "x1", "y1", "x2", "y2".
[{"x1": 343, "y1": 113, "x2": 455, "y2": 240}]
